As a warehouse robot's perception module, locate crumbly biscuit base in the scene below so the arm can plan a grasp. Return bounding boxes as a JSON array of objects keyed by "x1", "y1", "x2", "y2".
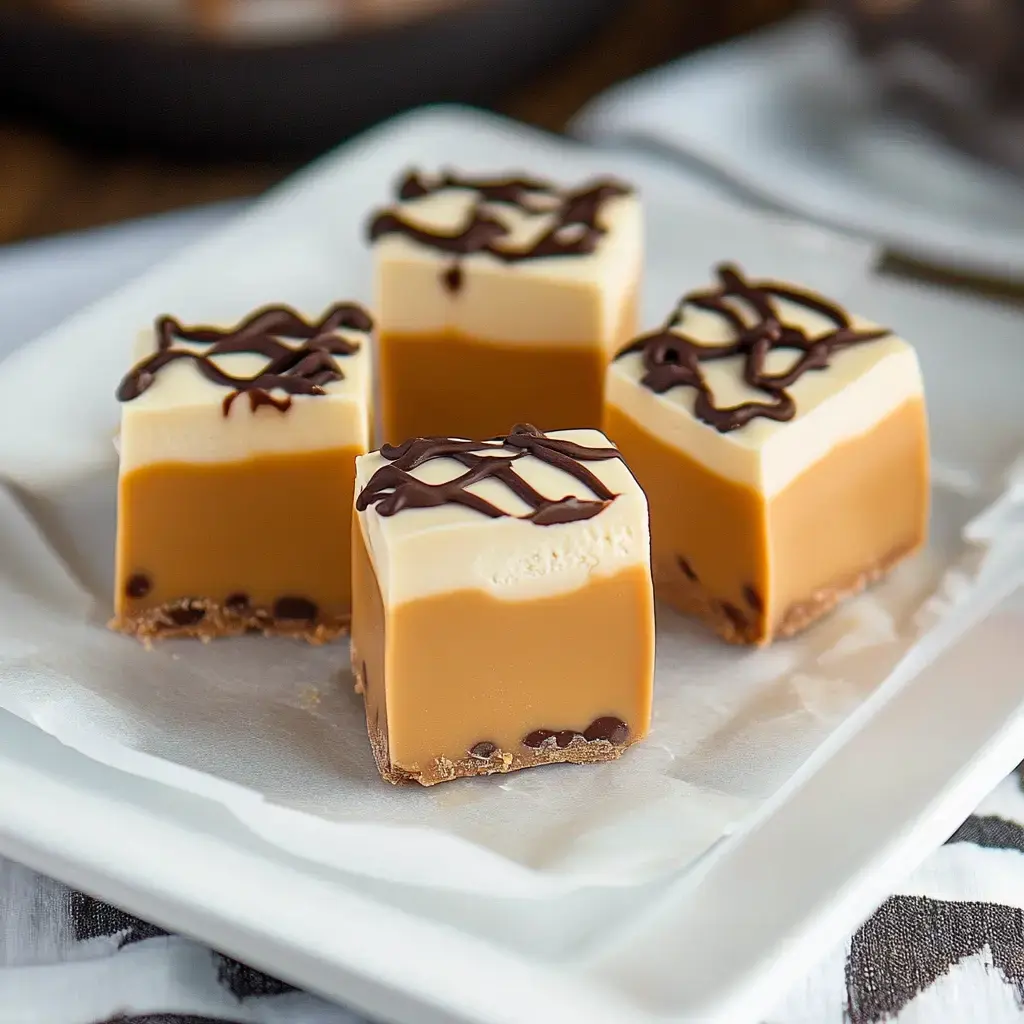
[
  {"x1": 774, "y1": 541, "x2": 921, "y2": 640},
  {"x1": 351, "y1": 660, "x2": 631, "y2": 786},
  {"x1": 658, "y1": 540, "x2": 922, "y2": 647},
  {"x1": 109, "y1": 598, "x2": 349, "y2": 645},
  {"x1": 654, "y1": 582, "x2": 764, "y2": 646}
]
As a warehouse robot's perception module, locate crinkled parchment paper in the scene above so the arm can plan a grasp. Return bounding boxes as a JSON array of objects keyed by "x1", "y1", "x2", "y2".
[{"x1": 0, "y1": 461, "x2": 1017, "y2": 897}]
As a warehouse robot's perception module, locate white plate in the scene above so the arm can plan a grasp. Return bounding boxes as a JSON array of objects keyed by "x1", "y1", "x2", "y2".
[
  {"x1": 0, "y1": 598, "x2": 1021, "y2": 1024},
  {"x1": 0, "y1": 106, "x2": 1022, "y2": 1023},
  {"x1": 573, "y1": 15, "x2": 1024, "y2": 281}
]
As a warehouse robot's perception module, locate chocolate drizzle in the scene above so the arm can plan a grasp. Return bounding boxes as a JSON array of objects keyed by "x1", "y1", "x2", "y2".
[
  {"x1": 615, "y1": 264, "x2": 891, "y2": 433},
  {"x1": 117, "y1": 303, "x2": 372, "y2": 415},
  {"x1": 223, "y1": 389, "x2": 292, "y2": 417},
  {"x1": 356, "y1": 423, "x2": 623, "y2": 525},
  {"x1": 367, "y1": 169, "x2": 632, "y2": 292}
]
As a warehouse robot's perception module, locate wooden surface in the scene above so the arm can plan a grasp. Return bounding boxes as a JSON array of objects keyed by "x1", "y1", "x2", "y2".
[{"x1": 0, "y1": 0, "x2": 802, "y2": 245}]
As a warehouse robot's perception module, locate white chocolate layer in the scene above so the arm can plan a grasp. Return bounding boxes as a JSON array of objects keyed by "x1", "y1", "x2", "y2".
[
  {"x1": 355, "y1": 429, "x2": 651, "y2": 606},
  {"x1": 606, "y1": 290, "x2": 925, "y2": 498},
  {"x1": 372, "y1": 182, "x2": 642, "y2": 347},
  {"x1": 118, "y1": 315, "x2": 372, "y2": 473}
]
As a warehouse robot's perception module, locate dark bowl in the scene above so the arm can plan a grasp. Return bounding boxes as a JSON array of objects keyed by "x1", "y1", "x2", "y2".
[{"x1": 0, "y1": 0, "x2": 623, "y2": 159}]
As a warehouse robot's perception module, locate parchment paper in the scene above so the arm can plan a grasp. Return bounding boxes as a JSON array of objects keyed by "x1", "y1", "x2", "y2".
[{"x1": 0, "y1": 460, "x2": 1017, "y2": 898}]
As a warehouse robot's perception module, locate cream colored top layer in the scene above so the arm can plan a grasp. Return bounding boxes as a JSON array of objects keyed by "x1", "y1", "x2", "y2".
[
  {"x1": 118, "y1": 322, "x2": 372, "y2": 473},
  {"x1": 372, "y1": 186, "x2": 642, "y2": 347},
  {"x1": 606, "y1": 295, "x2": 925, "y2": 498},
  {"x1": 355, "y1": 429, "x2": 651, "y2": 606}
]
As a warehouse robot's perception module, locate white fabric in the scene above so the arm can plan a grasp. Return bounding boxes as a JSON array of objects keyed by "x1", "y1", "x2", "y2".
[{"x1": 572, "y1": 14, "x2": 1024, "y2": 281}]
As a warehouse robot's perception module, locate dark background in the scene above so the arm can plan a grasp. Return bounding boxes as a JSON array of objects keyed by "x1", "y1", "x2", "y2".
[{"x1": 0, "y1": 0, "x2": 804, "y2": 245}]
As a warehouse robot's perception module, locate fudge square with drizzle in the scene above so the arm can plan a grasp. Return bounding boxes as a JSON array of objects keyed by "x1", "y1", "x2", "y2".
[
  {"x1": 367, "y1": 170, "x2": 642, "y2": 444},
  {"x1": 111, "y1": 302, "x2": 373, "y2": 642},
  {"x1": 605, "y1": 264, "x2": 930, "y2": 646},
  {"x1": 351, "y1": 424, "x2": 655, "y2": 786}
]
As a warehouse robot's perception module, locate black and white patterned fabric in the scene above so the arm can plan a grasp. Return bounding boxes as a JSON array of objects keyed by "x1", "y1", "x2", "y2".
[{"x1": 4, "y1": 767, "x2": 1024, "y2": 1023}]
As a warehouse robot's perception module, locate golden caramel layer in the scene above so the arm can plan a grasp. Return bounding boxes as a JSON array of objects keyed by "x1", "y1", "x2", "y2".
[
  {"x1": 352, "y1": 513, "x2": 389, "y2": 759},
  {"x1": 351, "y1": 520, "x2": 655, "y2": 785},
  {"x1": 604, "y1": 398, "x2": 929, "y2": 643},
  {"x1": 604, "y1": 402, "x2": 769, "y2": 640},
  {"x1": 768, "y1": 398, "x2": 929, "y2": 623},
  {"x1": 113, "y1": 446, "x2": 361, "y2": 639},
  {"x1": 379, "y1": 334, "x2": 604, "y2": 444},
  {"x1": 378, "y1": 290, "x2": 638, "y2": 444}
]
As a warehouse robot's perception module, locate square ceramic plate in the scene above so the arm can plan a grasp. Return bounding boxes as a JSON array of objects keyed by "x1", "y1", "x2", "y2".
[{"x1": 0, "y1": 106, "x2": 1022, "y2": 1024}]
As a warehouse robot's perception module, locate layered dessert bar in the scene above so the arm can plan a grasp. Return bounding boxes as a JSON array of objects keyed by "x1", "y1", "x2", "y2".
[
  {"x1": 605, "y1": 264, "x2": 929, "y2": 645},
  {"x1": 367, "y1": 170, "x2": 641, "y2": 444},
  {"x1": 351, "y1": 423, "x2": 655, "y2": 785},
  {"x1": 111, "y1": 302, "x2": 373, "y2": 642}
]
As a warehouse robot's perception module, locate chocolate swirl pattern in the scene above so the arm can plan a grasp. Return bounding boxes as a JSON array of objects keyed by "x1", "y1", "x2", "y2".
[
  {"x1": 367, "y1": 169, "x2": 633, "y2": 293},
  {"x1": 116, "y1": 303, "x2": 372, "y2": 417},
  {"x1": 356, "y1": 424, "x2": 624, "y2": 525},
  {"x1": 615, "y1": 264, "x2": 891, "y2": 434}
]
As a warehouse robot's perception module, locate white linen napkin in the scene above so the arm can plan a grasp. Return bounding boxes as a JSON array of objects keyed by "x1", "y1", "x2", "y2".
[{"x1": 572, "y1": 14, "x2": 1024, "y2": 280}]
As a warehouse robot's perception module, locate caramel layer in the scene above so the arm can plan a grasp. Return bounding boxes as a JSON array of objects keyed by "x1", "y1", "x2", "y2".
[
  {"x1": 351, "y1": 521, "x2": 655, "y2": 785},
  {"x1": 379, "y1": 289, "x2": 638, "y2": 444},
  {"x1": 604, "y1": 398, "x2": 929, "y2": 643},
  {"x1": 604, "y1": 404, "x2": 769, "y2": 639},
  {"x1": 352, "y1": 512, "x2": 389, "y2": 761},
  {"x1": 114, "y1": 446, "x2": 361, "y2": 639},
  {"x1": 769, "y1": 398, "x2": 929, "y2": 621}
]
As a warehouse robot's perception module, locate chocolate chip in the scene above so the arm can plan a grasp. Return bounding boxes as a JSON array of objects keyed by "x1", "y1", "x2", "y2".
[
  {"x1": 583, "y1": 717, "x2": 629, "y2": 745},
  {"x1": 524, "y1": 728, "x2": 584, "y2": 749},
  {"x1": 125, "y1": 573, "x2": 151, "y2": 599},
  {"x1": 225, "y1": 592, "x2": 250, "y2": 613},
  {"x1": 720, "y1": 601, "x2": 747, "y2": 630},
  {"x1": 676, "y1": 556, "x2": 699, "y2": 582},
  {"x1": 442, "y1": 264, "x2": 463, "y2": 293},
  {"x1": 523, "y1": 729, "x2": 555, "y2": 749},
  {"x1": 743, "y1": 585, "x2": 764, "y2": 614},
  {"x1": 167, "y1": 605, "x2": 205, "y2": 627},
  {"x1": 469, "y1": 741, "x2": 497, "y2": 759},
  {"x1": 273, "y1": 597, "x2": 318, "y2": 621}
]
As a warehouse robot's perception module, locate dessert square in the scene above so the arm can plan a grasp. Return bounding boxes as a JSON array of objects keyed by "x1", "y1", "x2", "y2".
[
  {"x1": 111, "y1": 302, "x2": 373, "y2": 642},
  {"x1": 367, "y1": 170, "x2": 642, "y2": 444},
  {"x1": 605, "y1": 263, "x2": 929, "y2": 645},
  {"x1": 351, "y1": 424, "x2": 655, "y2": 786}
]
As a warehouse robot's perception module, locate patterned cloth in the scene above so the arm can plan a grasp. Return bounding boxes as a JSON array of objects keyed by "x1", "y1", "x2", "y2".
[
  {"x1": 5, "y1": 770, "x2": 1024, "y2": 1023},
  {"x1": 770, "y1": 767, "x2": 1024, "y2": 1024}
]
